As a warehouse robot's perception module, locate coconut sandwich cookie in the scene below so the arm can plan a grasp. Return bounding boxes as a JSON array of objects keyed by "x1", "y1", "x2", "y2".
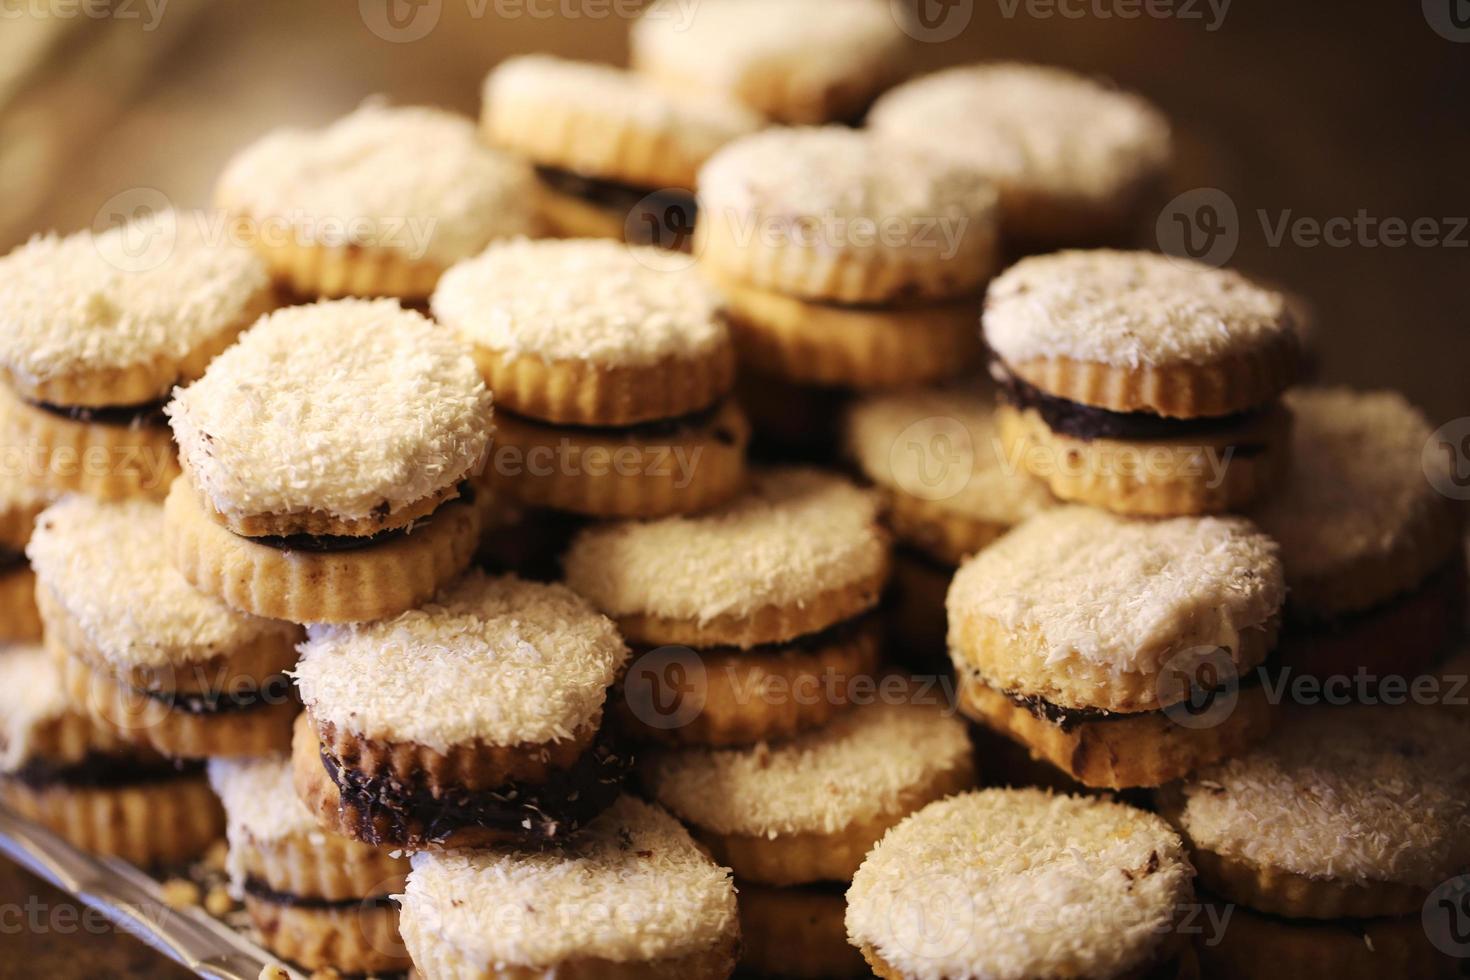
[
  {"x1": 0, "y1": 645, "x2": 223, "y2": 866},
  {"x1": 401, "y1": 796, "x2": 739, "y2": 980},
  {"x1": 645, "y1": 699, "x2": 974, "y2": 978},
  {"x1": 164, "y1": 299, "x2": 491, "y2": 624},
  {"x1": 697, "y1": 127, "x2": 1000, "y2": 390},
  {"x1": 28, "y1": 496, "x2": 302, "y2": 758},
  {"x1": 481, "y1": 55, "x2": 759, "y2": 244},
  {"x1": 0, "y1": 211, "x2": 272, "y2": 500},
  {"x1": 985, "y1": 250, "x2": 1301, "y2": 515},
  {"x1": 846, "y1": 789, "x2": 1199, "y2": 979},
  {"x1": 948, "y1": 506, "x2": 1284, "y2": 788},
  {"x1": 433, "y1": 238, "x2": 748, "y2": 517},
  {"x1": 0, "y1": 476, "x2": 50, "y2": 642},
  {"x1": 209, "y1": 756, "x2": 411, "y2": 975},
  {"x1": 215, "y1": 103, "x2": 537, "y2": 300},
  {"x1": 868, "y1": 63, "x2": 1172, "y2": 250},
  {"x1": 1253, "y1": 388, "x2": 1466, "y2": 686},
  {"x1": 846, "y1": 384, "x2": 1057, "y2": 665},
  {"x1": 292, "y1": 571, "x2": 629, "y2": 849},
  {"x1": 1159, "y1": 706, "x2": 1470, "y2": 978},
  {"x1": 632, "y1": 0, "x2": 909, "y2": 125},
  {"x1": 564, "y1": 468, "x2": 889, "y2": 746}
]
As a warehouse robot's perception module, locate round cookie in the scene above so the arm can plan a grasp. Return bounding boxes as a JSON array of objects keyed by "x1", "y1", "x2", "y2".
[
  {"x1": 482, "y1": 55, "x2": 759, "y2": 242},
  {"x1": 0, "y1": 645, "x2": 224, "y2": 866},
  {"x1": 400, "y1": 795, "x2": 740, "y2": 980},
  {"x1": 985, "y1": 250, "x2": 1300, "y2": 515},
  {"x1": 1158, "y1": 706, "x2": 1470, "y2": 920},
  {"x1": 0, "y1": 210, "x2": 272, "y2": 499},
  {"x1": 209, "y1": 756, "x2": 411, "y2": 975},
  {"x1": 0, "y1": 477, "x2": 50, "y2": 643},
  {"x1": 165, "y1": 299, "x2": 492, "y2": 623},
  {"x1": 631, "y1": 0, "x2": 909, "y2": 124},
  {"x1": 1253, "y1": 388, "x2": 1466, "y2": 682},
  {"x1": 868, "y1": 63, "x2": 1172, "y2": 249},
  {"x1": 645, "y1": 698, "x2": 974, "y2": 885},
  {"x1": 27, "y1": 496, "x2": 302, "y2": 758},
  {"x1": 948, "y1": 506, "x2": 1284, "y2": 788},
  {"x1": 846, "y1": 788, "x2": 1196, "y2": 980},
  {"x1": 215, "y1": 103, "x2": 538, "y2": 299},
  {"x1": 564, "y1": 468, "x2": 889, "y2": 745},
  {"x1": 292, "y1": 571, "x2": 630, "y2": 849},
  {"x1": 697, "y1": 127, "x2": 1000, "y2": 306}
]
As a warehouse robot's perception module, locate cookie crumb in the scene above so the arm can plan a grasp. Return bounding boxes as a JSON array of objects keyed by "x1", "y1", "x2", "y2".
[
  {"x1": 204, "y1": 885, "x2": 235, "y2": 917},
  {"x1": 160, "y1": 878, "x2": 201, "y2": 909}
]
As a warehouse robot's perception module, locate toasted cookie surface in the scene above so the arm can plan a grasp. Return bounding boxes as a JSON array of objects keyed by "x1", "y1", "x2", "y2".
[
  {"x1": 846, "y1": 788, "x2": 1193, "y2": 980},
  {"x1": 167, "y1": 299, "x2": 492, "y2": 527}
]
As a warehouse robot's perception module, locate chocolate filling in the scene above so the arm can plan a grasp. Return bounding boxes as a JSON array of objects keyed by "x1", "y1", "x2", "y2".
[
  {"x1": 497, "y1": 400, "x2": 737, "y2": 444},
  {"x1": 533, "y1": 165, "x2": 697, "y2": 251},
  {"x1": 319, "y1": 737, "x2": 631, "y2": 847},
  {"x1": 246, "y1": 482, "x2": 475, "y2": 554},
  {"x1": 137, "y1": 673, "x2": 294, "y2": 716},
  {"x1": 6, "y1": 753, "x2": 202, "y2": 791},
  {"x1": 0, "y1": 549, "x2": 25, "y2": 574},
  {"x1": 996, "y1": 369, "x2": 1267, "y2": 447},
  {"x1": 242, "y1": 876, "x2": 396, "y2": 911},
  {"x1": 28, "y1": 397, "x2": 170, "y2": 429}
]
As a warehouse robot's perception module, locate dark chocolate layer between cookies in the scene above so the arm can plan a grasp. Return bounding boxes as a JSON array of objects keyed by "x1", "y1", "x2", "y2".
[
  {"x1": 243, "y1": 876, "x2": 396, "y2": 911},
  {"x1": 533, "y1": 165, "x2": 697, "y2": 249},
  {"x1": 247, "y1": 482, "x2": 475, "y2": 553},
  {"x1": 6, "y1": 753, "x2": 203, "y2": 790},
  {"x1": 28, "y1": 397, "x2": 171, "y2": 429}
]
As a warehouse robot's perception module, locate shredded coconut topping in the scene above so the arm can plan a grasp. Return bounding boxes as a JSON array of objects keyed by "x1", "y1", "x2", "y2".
[
  {"x1": 0, "y1": 211, "x2": 267, "y2": 389},
  {"x1": 402, "y1": 796, "x2": 737, "y2": 969},
  {"x1": 294, "y1": 572, "x2": 627, "y2": 751},
  {"x1": 847, "y1": 789, "x2": 1192, "y2": 980},
  {"x1": 869, "y1": 63, "x2": 1171, "y2": 201},
  {"x1": 984, "y1": 250, "x2": 1293, "y2": 369},
  {"x1": 697, "y1": 127, "x2": 998, "y2": 249},
  {"x1": 216, "y1": 104, "x2": 537, "y2": 265},
  {"x1": 847, "y1": 385, "x2": 1056, "y2": 525},
  {"x1": 563, "y1": 468, "x2": 884, "y2": 624},
  {"x1": 646, "y1": 700, "x2": 972, "y2": 837},
  {"x1": 26, "y1": 497, "x2": 290, "y2": 669},
  {"x1": 208, "y1": 755, "x2": 320, "y2": 846},
  {"x1": 167, "y1": 299, "x2": 492, "y2": 522},
  {"x1": 633, "y1": 0, "x2": 904, "y2": 101},
  {"x1": 431, "y1": 239, "x2": 727, "y2": 368},
  {"x1": 1254, "y1": 388, "x2": 1445, "y2": 592},
  {"x1": 0, "y1": 646, "x2": 71, "y2": 771},
  {"x1": 1178, "y1": 707, "x2": 1470, "y2": 890},
  {"x1": 947, "y1": 507, "x2": 1283, "y2": 678}
]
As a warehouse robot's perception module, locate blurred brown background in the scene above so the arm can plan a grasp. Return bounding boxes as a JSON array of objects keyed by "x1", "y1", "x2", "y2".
[{"x1": 0, "y1": 0, "x2": 1466, "y2": 974}]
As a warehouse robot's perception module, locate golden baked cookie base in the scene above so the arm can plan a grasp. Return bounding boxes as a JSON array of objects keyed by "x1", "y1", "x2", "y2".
[
  {"x1": 695, "y1": 214, "x2": 999, "y2": 306},
  {"x1": 401, "y1": 906, "x2": 740, "y2": 980},
  {"x1": 472, "y1": 345, "x2": 735, "y2": 427},
  {"x1": 949, "y1": 602, "x2": 1281, "y2": 714},
  {"x1": 695, "y1": 762, "x2": 975, "y2": 885},
  {"x1": 883, "y1": 487, "x2": 1010, "y2": 566},
  {"x1": 0, "y1": 774, "x2": 223, "y2": 867},
  {"x1": 998, "y1": 402, "x2": 1289, "y2": 517},
  {"x1": 631, "y1": 53, "x2": 903, "y2": 126},
  {"x1": 860, "y1": 937, "x2": 1199, "y2": 980},
  {"x1": 56, "y1": 651, "x2": 296, "y2": 758},
  {"x1": 957, "y1": 673, "x2": 1276, "y2": 789},
  {"x1": 0, "y1": 383, "x2": 179, "y2": 500},
  {"x1": 0, "y1": 497, "x2": 48, "y2": 553},
  {"x1": 310, "y1": 713, "x2": 601, "y2": 795},
  {"x1": 739, "y1": 884, "x2": 869, "y2": 979},
  {"x1": 246, "y1": 896, "x2": 412, "y2": 976},
  {"x1": 616, "y1": 557, "x2": 890, "y2": 650},
  {"x1": 487, "y1": 400, "x2": 749, "y2": 519},
  {"x1": 239, "y1": 230, "x2": 446, "y2": 301},
  {"x1": 535, "y1": 182, "x2": 628, "y2": 240},
  {"x1": 710, "y1": 271, "x2": 983, "y2": 388},
  {"x1": 239, "y1": 826, "x2": 408, "y2": 902},
  {"x1": 0, "y1": 565, "x2": 41, "y2": 642},
  {"x1": 0, "y1": 285, "x2": 275, "y2": 408},
  {"x1": 618, "y1": 618, "x2": 884, "y2": 746},
  {"x1": 164, "y1": 477, "x2": 480, "y2": 624}
]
